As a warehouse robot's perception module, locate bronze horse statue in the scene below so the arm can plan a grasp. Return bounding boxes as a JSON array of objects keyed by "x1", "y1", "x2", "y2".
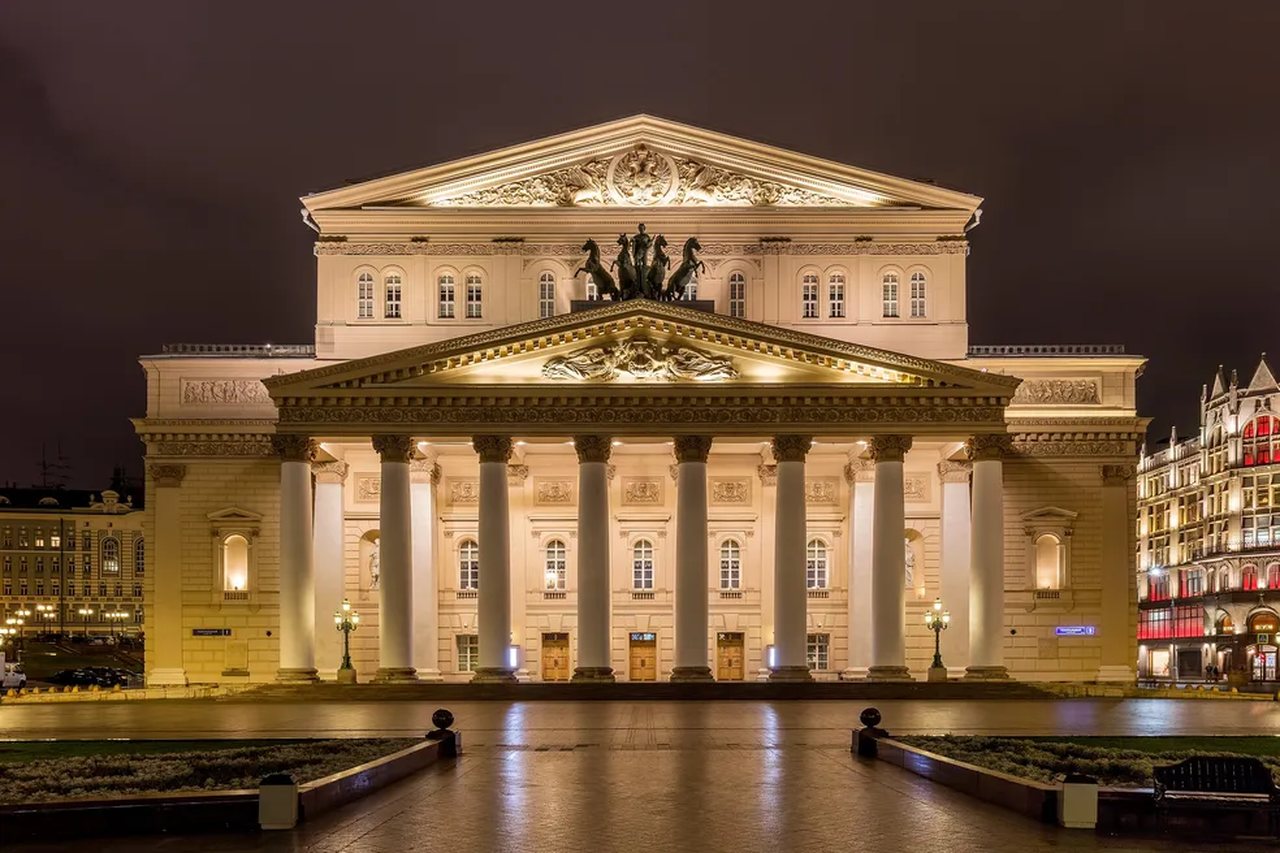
[
  {"x1": 611, "y1": 233, "x2": 639, "y2": 299},
  {"x1": 663, "y1": 237, "x2": 705, "y2": 301},
  {"x1": 646, "y1": 234, "x2": 670, "y2": 300},
  {"x1": 574, "y1": 239, "x2": 620, "y2": 300}
]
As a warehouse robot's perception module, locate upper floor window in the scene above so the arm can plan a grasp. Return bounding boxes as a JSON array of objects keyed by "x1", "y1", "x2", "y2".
[
  {"x1": 1034, "y1": 533, "x2": 1063, "y2": 589},
  {"x1": 806, "y1": 538, "x2": 828, "y2": 589},
  {"x1": 465, "y1": 273, "x2": 483, "y2": 318},
  {"x1": 719, "y1": 540, "x2": 742, "y2": 590},
  {"x1": 585, "y1": 276, "x2": 600, "y2": 302},
  {"x1": 681, "y1": 279, "x2": 699, "y2": 301},
  {"x1": 357, "y1": 272, "x2": 375, "y2": 319},
  {"x1": 384, "y1": 273, "x2": 402, "y2": 319},
  {"x1": 728, "y1": 272, "x2": 746, "y2": 318},
  {"x1": 1269, "y1": 563, "x2": 1280, "y2": 590},
  {"x1": 544, "y1": 539, "x2": 566, "y2": 591},
  {"x1": 459, "y1": 539, "x2": 479, "y2": 590},
  {"x1": 632, "y1": 539, "x2": 654, "y2": 590},
  {"x1": 1244, "y1": 415, "x2": 1279, "y2": 467},
  {"x1": 1243, "y1": 564, "x2": 1259, "y2": 591},
  {"x1": 801, "y1": 273, "x2": 819, "y2": 319},
  {"x1": 538, "y1": 272, "x2": 557, "y2": 319},
  {"x1": 438, "y1": 274, "x2": 456, "y2": 319},
  {"x1": 101, "y1": 538, "x2": 120, "y2": 574},
  {"x1": 134, "y1": 539, "x2": 145, "y2": 575},
  {"x1": 82, "y1": 532, "x2": 91, "y2": 552},
  {"x1": 1183, "y1": 568, "x2": 1204, "y2": 597},
  {"x1": 909, "y1": 272, "x2": 927, "y2": 318},
  {"x1": 34, "y1": 530, "x2": 45, "y2": 548},
  {"x1": 828, "y1": 273, "x2": 846, "y2": 319},
  {"x1": 1147, "y1": 571, "x2": 1170, "y2": 600},
  {"x1": 882, "y1": 273, "x2": 900, "y2": 318}
]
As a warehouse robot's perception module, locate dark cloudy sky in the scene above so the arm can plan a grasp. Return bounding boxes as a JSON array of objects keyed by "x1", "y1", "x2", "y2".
[{"x1": 1, "y1": 1, "x2": 1277, "y2": 488}]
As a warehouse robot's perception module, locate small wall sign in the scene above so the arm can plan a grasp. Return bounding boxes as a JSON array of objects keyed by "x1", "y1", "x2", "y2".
[
  {"x1": 629, "y1": 632, "x2": 656, "y2": 642},
  {"x1": 192, "y1": 628, "x2": 232, "y2": 637},
  {"x1": 1054, "y1": 625, "x2": 1096, "y2": 637}
]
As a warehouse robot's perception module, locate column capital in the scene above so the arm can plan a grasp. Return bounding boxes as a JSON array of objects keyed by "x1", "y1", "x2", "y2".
[
  {"x1": 936, "y1": 460, "x2": 972, "y2": 483},
  {"x1": 843, "y1": 458, "x2": 875, "y2": 484},
  {"x1": 272, "y1": 434, "x2": 316, "y2": 462},
  {"x1": 673, "y1": 435, "x2": 713, "y2": 464},
  {"x1": 508, "y1": 464, "x2": 530, "y2": 485},
  {"x1": 147, "y1": 463, "x2": 187, "y2": 488},
  {"x1": 472, "y1": 435, "x2": 513, "y2": 464},
  {"x1": 771, "y1": 435, "x2": 812, "y2": 463},
  {"x1": 757, "y1": 463, "x2": 778, "y2": 487},
  {"x1": 409, "y1": 459, "x2": 441, "y2": 485},
  {"x1": 574, "y1": 435, "x2": 613, "y2": 464},
  {"x1": 868, "y1": 434, "x2": 912, "y2": 463},
  {"x1": 1101, "y1": 463, "x2": 1136, "y2": 485},
  {"x1": 372, "y1": 434, "x2": 415, "y2": 463},
  {"x1": 965, "y1": 433, "x2": 1012, "y2": 462},
  {"x1": 312, "y1": 460, "x2": 349, "y2": 484}
]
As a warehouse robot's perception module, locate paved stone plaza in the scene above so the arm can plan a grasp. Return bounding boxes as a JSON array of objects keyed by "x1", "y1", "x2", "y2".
[{"x1": 5, "y1": 698, "x2": 1280, "y2": 851}]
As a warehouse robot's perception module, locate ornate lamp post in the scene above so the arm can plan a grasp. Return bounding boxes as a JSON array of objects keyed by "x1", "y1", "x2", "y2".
[
  {"x1": 334, "y1": 599, "x2": 360, "y2": 684},
  {"x1": 78, "y1": 607, "x2": 94, "y2": 639},
  {"x1": 924, "y1": 597, "x2": 951, "y2": 682},
  {"x1": 14, "y1": 609, "x2": 30, "y2": 640},
  {"x1": 35, "y1": 604, "x2": 55, "y2": 637},
  {"x1": 5, "y1": 616, "x2": 24, "y2": 655}
]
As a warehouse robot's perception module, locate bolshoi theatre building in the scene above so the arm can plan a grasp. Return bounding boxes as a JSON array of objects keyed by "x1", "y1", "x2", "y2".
[{"x1": 135, "y1": 116, "x2": 1145, "y2": 685}]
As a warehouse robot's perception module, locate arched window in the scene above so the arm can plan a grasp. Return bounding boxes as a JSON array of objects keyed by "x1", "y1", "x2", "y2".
[
  {"x1": 1217, "y1": 612, "x2": 1234, "y2": 634},
  {"x1": 384, "y1": 272, "x2": 402, "y2": 319},
  {"x1": 882, "y1": 272, "x2": 900, "y2": 318},
  {"x1": 544, "y1": 539, "x2": 566, "y2": 590},
  {"x1": 1269, "y1": 563, "x2": 1280, "y2": 590},
  {"x1": 357, "y1": 272, "x2": 375, "y2": 319},
  {"x1": 458, "y1": 539, "x2": 479, "y2": 590},
  {"x1": 585, "y1": 275, "x2": 600, "y2": 302},
  {"x1": 681, "y1": 274, "x2": 699, "y2": 301},
  {"x1": 134, "y1": 539, "x2": 145, "y2": 576},
  {"x1": 465, "y1": 273, "x2": 483, "y2": 318},
  {"x1": 538, "y1": 271, "x2": 557, "y2": 319},
  {"x1": 719, "y1": 539, "x2": 741, "y2": 590},
  {"x1": 1219, "y1": 565, "x2": 1232, "y2": 592},
  {"x1": 806, "y1": 539, "x2": 828, "y2": 589},
  {"x1": 102, "y1": 538, "x2": 120, "y2": 574},
  {"x1": 1243, "y1": 415, "x2": 1279, "y2": 466},
  {"x1": 223, "y1": 534, "x2": 249, "y2": 591},
  {"x1": 801, "y1": 273, "x2": 819, "y2": 319},
  {"x1": 728, "y1": 271, "x2": 746, "y2": 318},
  {"x1": 909, "y1": 271, "x2": 927, "y2": 318},
  {"x1": 1034, "y1": 533, "x2": 1063, "y2": 589},
  {"x1": 632, "y1": 539, "x2": 654, "y2": 590},
  {"x1": 1243, "y1": 564, "x2": 1259, "y2": 591},
  {"x1": 827, "y1": 273, "x2": 846, "y2": 319},
  {"x1": 438, "y1": 273, "x2": 456, "y2": 318}
]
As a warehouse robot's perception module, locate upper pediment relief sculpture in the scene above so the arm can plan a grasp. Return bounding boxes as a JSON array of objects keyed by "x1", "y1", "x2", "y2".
[{"x1": 542, "y1": 335, "x2": 738, "y2": 382}]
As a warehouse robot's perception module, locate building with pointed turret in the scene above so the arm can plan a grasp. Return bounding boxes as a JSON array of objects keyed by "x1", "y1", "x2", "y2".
[{"x1": 1136, "y1": 354, "x2": 1280, "y2": 685}]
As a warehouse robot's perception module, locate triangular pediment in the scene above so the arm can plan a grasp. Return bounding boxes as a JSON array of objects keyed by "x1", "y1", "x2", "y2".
[
  {"x1": 266, "y1": 301, "x2": 1018, "y2": 398},
  {"x1": 301, "y1": 115, "x2": 981, "y2": 213},
  {"x1": 206, "y1": 506, "x2": 263, "y2": 524}
]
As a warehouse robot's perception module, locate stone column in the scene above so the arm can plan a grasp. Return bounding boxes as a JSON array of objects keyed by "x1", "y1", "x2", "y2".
[
  {"x1": 147, "y1": 463, "x2": 188, "y2": 686},
  {"x1": 275, "y1": 435, "x2": 318, "y2": 682},
  {"x1": 842, "y1": 457, "x2": 875, "y2": 680},
  {"x1": 867, "y1": 434, "x2": 913, "y2": 681},
  {"x1": 938, "y1": 460, "x2": 972, "y2": 677},
  {"x1": 672, "y1": 435, "x2": 714, "y2": 682},
  {"x1": 573, "y1": 435, "x2": 615, "y2": 681},
  {"x1": 473, "y1": 435, "x2": 516, "y2": 682},
  {"x1": 372, "y1": 434, "x2": 416, "y2": 682},
  {"x1": 770, "y1": 435, "x2": 813, "y2": 681},
  {"x1": 757, "y1": 460, "x2": 778, "y2": 679},
  {"x1": 1098, "y1": 463, "x2": 1138, "y2": 682},
  {"x1": 312, "y1": 460, "x2": 348, "y2": 681},
  {"x1": 965, "y1": 434, "x2": 1011, "y2": 680},
  {"x1": 411, "y1": 455, "x2": 442, "y2": 681}
]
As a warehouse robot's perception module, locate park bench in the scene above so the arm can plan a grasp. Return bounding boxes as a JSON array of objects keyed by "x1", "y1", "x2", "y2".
[{"x1": 1153, "y1": 756, "x2": 1280, "y2": 835}]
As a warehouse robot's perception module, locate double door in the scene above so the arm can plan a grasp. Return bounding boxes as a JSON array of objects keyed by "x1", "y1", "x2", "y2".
[
  {"x1": 541, "y1": 633, "x2": 570, "y2": 681},
  {"x1": 716, "y1": 632, "x2": 744, "y2": 681},
  {"x1": 629, "y1": 632, "x2": 657, "y2": 681}
]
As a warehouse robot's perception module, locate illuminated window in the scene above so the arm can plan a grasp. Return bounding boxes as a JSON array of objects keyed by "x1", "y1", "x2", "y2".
[
  {"x1": 681, "y1": 278, "x2": 699, "y2": 301},
  {"x1": 1147, "y1": 572, "x2": 1170, "y2": 600},
  {"x1": 827, "y1": 273, "x2": 846, "y2": 318},
  {"x1": 909, "y1": 272, "x2": 927, "y2": 318},
  {"x1": 632, "y1": 539, "x2": 654, "y2": 590},
  {"x1": 438, "y1": 273, "x2": 455, "y2": 318},
  {"x1": 1243, "y1": 564, "x2": 1259, "y2": 591},
  {"x1": 1183, "y1": 568, "x2": 1203, "y2": 597},
  {"x1": 383, "y1": 272, "x2": 402, "y2": 319},
  {"x1": 1269, "y1": 563, "x2": 1280, "y2": 590},
  {"x1": 458, "y1": 539, "x2": 479, "y2": 590},
  {"x1": 806, "y1": 539, "x2": 828, "y2": 589},
  {"x1": 801, "y1": 274, "x2": 819, "y2": 319},
  {"x1": 728, "y1": 272, "x2": 746, "y2": 318},
  {"x1": 456, "y1": 634, "x2": 479, "y2": 672},
  {"x1": 544, "y1": 539, "x2": 566, "y2": 591},
  {"x1": 134, "y1": 539, "x2": 144, "y2": 576},
  {"x1": 719, "y1": 540, "x2": 741, "y2": 590},
  {"x1": 806, "y1": 633, "x2": 830, "y2": 670},
  {"x1": 222, "y1": 534, "x2": 249, "y2": 591},
  {"x1": 35, "y1": 530, "x2": 45, "y2": 548},
  {"x1": 357, "y1": 272, "x2": 375, "y2": 319},
  {"x1": 882, "y1": 272, "x2": 900, "y2": 318},
  {"x1": 465, "y1": 273, "x2": 483, "y2": 318},
  {"x1": 101, "y1": 538, "x2": 120, "y2": 574},
  {"x1": 585, "y1": 275, "x2": 599, "y2": 301},
  {"x1": 538, "y1": 272, "x2": 557, "y2": 319},
  {"x1": 1034, "y1": 534, "x2": 1063, "y2": 589},
  {"x1": 1243, "y1": 415, "x2": 1279, "y2": 467}
]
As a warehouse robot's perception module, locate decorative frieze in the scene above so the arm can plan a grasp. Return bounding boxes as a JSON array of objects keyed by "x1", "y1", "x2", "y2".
[
  {"x1": 142, "y1": 436, "x2": 275, "y2": 458},
  {"x1": 147, "y1": 463, "x2": 187, "y2": 487},
  {"x1": 710, "y1": 478, "x2": 751, "y2": 505},
  {"x1": 622, "y1": 477, "x2": 664, "y2": 506},
  {"x1": 805, "y1": 477, "x2": 839, "y2": 505},
  {"x1": 180, "y1": 379, "x2": 271, "y2": 406},
  {"x1": 316, "y1": 240, "x2": 967, "y2": 258},
  {"x1": 355, "y1": 475, "x2": 380, "y2": 502},
  {"x1": 508, "y1": 464, "x2": 530, "y2": 485},
  {"x1": 1102, "y1": 463, "x2": 1136, "y2": 485},
  {"x1": 1011, "y1": 379, "x2": 1101, "y2": 406},
  {"x1": 535, "y1": 478, "x2": 574, "y2": 505}
]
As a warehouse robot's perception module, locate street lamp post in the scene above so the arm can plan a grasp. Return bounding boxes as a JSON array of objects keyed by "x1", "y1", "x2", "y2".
[
  {"x1": 78, "y1": 607, "x2": 94, "y2": 639},
  {"x1": 35, "y1": 604, "x2": 56, "y2": 637},
  {"x1": 4, "y1": 617, "x2": 25, "y2": 656},
  {"x1": 334, "y1": 599, "x2": 360, "y2": 685},
  {"x1": 924, "y1": 597, "x2": 951, "y2": 683},
  {"x1": 14, "y1": 609, "x2": 30, "y2": 640}
]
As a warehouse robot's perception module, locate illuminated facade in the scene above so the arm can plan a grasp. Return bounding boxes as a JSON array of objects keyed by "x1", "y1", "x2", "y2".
[
  {"x1": 1136, "y1": 356, "x2": 1280, "y2": 684},
  {"x1": 135, "y1": 116, "x2": 1144, "y2": 686}
]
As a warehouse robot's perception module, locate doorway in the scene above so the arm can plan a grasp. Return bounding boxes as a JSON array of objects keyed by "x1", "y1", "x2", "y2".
[
  {"x1": 716, "y1": 632, "x2": 744, "y2": 681},
  {"x1": 629, "y1": 632, "x2": 657, "y2": 681},
  {"x1": 541, "y1": 632, "x2": 570, "y2": 682}
]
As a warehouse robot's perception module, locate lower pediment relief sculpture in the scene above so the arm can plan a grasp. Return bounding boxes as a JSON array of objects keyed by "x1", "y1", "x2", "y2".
[{"x1": 542, "y1": 335, "x2": 738, "y2": 382}]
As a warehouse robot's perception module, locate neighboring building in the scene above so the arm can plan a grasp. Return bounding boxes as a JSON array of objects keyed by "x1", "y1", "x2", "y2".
[
  {"x1": 1136, "y1": 356, "x2": 1280, "y2": 685},
  {"x1": 0, "y1": 487, "x2": 144, "y2": 638},
  {"x1": 135, "y1": 116, "x2": 1145, "y2": 686}
]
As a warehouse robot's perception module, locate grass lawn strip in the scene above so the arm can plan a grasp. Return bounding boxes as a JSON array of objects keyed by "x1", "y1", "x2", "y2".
[
  {"x1": 0, "y1": 738, "x2": 417, "y2": 804},
  {"x1": 898, "y1": 735, "x2": 1280, "y2": 788}
]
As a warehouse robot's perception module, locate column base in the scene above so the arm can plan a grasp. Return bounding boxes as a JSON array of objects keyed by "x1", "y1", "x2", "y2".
[
  {"x1": 276, "y1": 667, "x2": 319, "y2": 684},
  {"x1": 963, "y1": 665, "x2": 1011, "y2": 681},
  {"x1": 471, "y1": 667, "x2": 518, "y2": 684},
  {"x1": 840, "y1": 667, "x2": 869, "y2": 681},
  {"x1": 865, "y1": 665, "x2": 914, "y2": 682},
  {"x1": 1095, "y1": 665, "x2": 1136, "y2": 683},
  {"x1": 571, "y1": 666, "x2": 616, "y2": 682},
  {"x1": 768, "y1": 665, "x2": 814, "y2": 683},
  {"x1": 415, "y1": 668, "x2": 444, "y2": 683},
  {"x1": 373, "y1": 667, "x2": 419, "y2": 684},
  {"x1": 147, "y1": 668, "x2": 188, "y2": 687},
  {"x1": 927, "y1": 665, "x2": 948, "y2": 683},
  {"x1": 670, "y1": 666, "x2": 714, "y2": 682}
]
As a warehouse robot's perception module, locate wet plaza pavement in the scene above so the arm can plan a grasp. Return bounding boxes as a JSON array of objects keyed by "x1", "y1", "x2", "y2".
[{"x1": 6, "y1": 698, "x2": 1280, "y2": 851}]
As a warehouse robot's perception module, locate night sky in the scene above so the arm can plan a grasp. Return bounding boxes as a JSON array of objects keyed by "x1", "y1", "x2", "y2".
[{"x1": 2, "y1": 2, "x2": 1277, "y2": 488}]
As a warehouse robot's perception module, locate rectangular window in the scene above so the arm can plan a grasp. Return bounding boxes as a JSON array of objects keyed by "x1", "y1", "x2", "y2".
[
  {"x1": 50, "y1": 532, "x2": 60, "y2": 548},
  {"x1": 19, "y1": 578, "x2": 28, "y2": 596},
  {"x1": 456, "y1": 634, "x2": 479, "y2": 672},
  {"x1": 357, "y1": 274, "x2": 375, "y2": 319},
  {"x1": 2, "y1": 579, "x2": 10, "y2": 596},
  {"x1": 1184, "y1": 570, "x2": 1203, "y2": 596},
  {"x1": 728, "y1": 274, "x2": 746, "y2": 318},
  {"x1": 806, "y1": 633, "x2": 830, "y2": 671},
  {"x1": 465, "y1": 276, "x2": 483, "y2": 319},
  {"x1": 828, "y1": 276, "x2": 845, "y2": 319},
  {"x1": 35, "y1": 578, "x2": 44, "y2": 596},
  {"x1": 133, "y1": 583, "x2": 142, "y2": 597},
  {"x1": 1147, "y1": 573, "x2": 1170, "y2": 600},
  {"x1": 2, "y1": 557, "x2": 9, "y2": 574},
  {"x1": 882, "y1": 275, "x2": 900, "y2": 318},
  {"x1": 82, "y1": 533, "x2": 91, "y2": 552},
  {"x1": 18, "y1": 529, "x2": 29, "y2": 547},
  {"x1": 384, "y1": 275, "x2": 402, "y2": 319},
  {"x1": 99, "y1": 582, "x2": 107, "y2": 597},
  {"x1": 438, "y1": 278, "x2": 455, "y2": 318},
  {"x1": 1, "y1": 528, "x2": 10, "y2": 548},
  {"x1": 51, "y1": 579, "x2": 60, "y2": 597},
  {"x1": 910, "y1": 274, "x2": 927, "y2": 318},
  {"x1": 35, "y1": 557, "x2": 43, "y2": 573},
  {"x1": 538, "y1": 278, "x2": 556, "y2": 319},
  {"x1": 67, "y1": 581, "x2": 75, "y2": 597},
  {"x1": 801, "y1": 275, "x2": 819, "y2": 319},
  {"x1": 632, "y1": 544, "x2": 654, "y2": 590},
  {"x1": 35, "y1": 530, "x2": 45, "y2": 548}
]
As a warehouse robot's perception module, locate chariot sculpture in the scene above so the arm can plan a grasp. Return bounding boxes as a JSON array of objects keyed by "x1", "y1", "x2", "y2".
[{"x1": 575, "y1": 223, "x2": 705, "y2": 302}]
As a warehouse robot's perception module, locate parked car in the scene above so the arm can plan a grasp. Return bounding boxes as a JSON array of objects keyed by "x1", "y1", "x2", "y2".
[
  {"x1": 1, "y1": 663, "x2": 27, "y2": 690},
  {"x1": 47, "y1": 666, "x2": 134, "y2": 687}
]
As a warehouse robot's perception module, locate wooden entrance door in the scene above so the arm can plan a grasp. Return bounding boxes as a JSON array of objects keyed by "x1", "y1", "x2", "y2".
[
  {"x1": 629, "y1": 632, "x2": 657, "y2": 681},
  {"x1": 541, "y1": 632, "x2": 570, "y2": 681},
  {"x1": 716, "y1": 632, "x2": 744, "y2": 681}
]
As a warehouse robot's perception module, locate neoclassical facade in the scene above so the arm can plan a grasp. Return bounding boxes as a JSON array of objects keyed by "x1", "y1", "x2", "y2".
[{"x1": 136, "y1": 116, "x2": 1145, "y2": 685}]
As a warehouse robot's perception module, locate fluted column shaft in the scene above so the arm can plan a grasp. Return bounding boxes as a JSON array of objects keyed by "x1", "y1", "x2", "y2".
[
  {"x1": 275, "y1": 435, "x2": 318, "y2": 682},
  {"x1": 938, "y1": 461, "x2": 972, "y2": 675},
  {"x1": 868, "y1": 434, "x2": 913, "y2": 681},
  {"x1": 312, "y1": 460, "x2": 348, "y2": 680},
  {"x1": 373, "y1": 435, "x2": 416, "y2": 682},
  {"x1": 672, "y1": 435, "x2": 714, "y2": 681},
  {"x1": 573, "y1": 436, "x2": 615, "y2": 681},
  {"x1": 965, "y1": 434, "x2": 1010, "y2": 680},
  {"x1": 474, "y1": 435, "x2": 517, "y2": 682},
  {"x1": 770, "y1": 435, "x2": 813, "y2": 681},
  {"x1": 411, "y1": 457, "x2": 442, "y2": 680},
  {"x1": 842, "y1": 458, "x2": 875, "y2": 679}
]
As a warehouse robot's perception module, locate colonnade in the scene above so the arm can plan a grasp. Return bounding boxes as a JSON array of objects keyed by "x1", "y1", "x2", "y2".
[{"x1": 273, "y1": 432, "x2": 1011, "y2": 683}]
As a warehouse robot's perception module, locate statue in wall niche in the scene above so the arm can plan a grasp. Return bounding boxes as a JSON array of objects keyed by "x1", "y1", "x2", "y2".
[
  {"x1": 368, "y1": 539, "x2": 380, "y2": 590},
  {"x1": 904, "y1": 538, "x2": 915, "y2": 588}
]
